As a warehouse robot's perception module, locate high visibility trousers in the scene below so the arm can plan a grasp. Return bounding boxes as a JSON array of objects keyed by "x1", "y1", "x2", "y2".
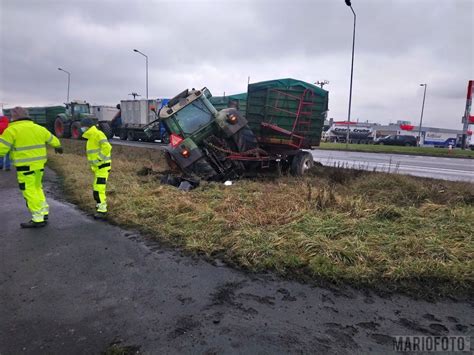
[
  {"x1": 17, "y1": 169, "x2": 48, "y2": 223},
  {"x1": 92, "y1": 167, "x2": 110, "y2": 213}
]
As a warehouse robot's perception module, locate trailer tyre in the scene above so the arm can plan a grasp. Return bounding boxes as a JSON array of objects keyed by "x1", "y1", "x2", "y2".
[
  {"x1": 290, "y1": 151, "x2": 314, "y2": 176},
  {"x1": 98, "y1": 122, "x2": 113, "y2": 139},
  {"x1": 54, "y1": 117, "x2": 71, "y2": 138},
  {"x1": 70, "y1": 121, "x2": 82, "y2": 139}
]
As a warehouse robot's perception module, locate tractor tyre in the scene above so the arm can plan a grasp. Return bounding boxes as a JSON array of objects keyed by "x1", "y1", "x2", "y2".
[
  {"x1": 232, "y1": 125, "x2": 258, "y2": 153},
  {"x1": 98, "y1": 121, "x2": 113, "y2": 139},
  {"x1": 70, "y1": 121, "x2": 82, "y2": 139},
  {"x1": 290, "y1": 151, "x2": 314, "y2": 176},
  {"x1": 54, "y1": 117, "x2": 71, "y2": 138}
]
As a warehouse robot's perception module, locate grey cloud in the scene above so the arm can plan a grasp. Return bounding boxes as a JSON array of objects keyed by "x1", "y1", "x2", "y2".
[{"x1": 0, "y1": 0, "x2": 472, "y2": 128}]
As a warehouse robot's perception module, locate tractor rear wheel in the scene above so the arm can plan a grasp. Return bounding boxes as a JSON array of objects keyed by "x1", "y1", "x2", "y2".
[
  {"x1": 54, "y1": 117, "x2": 71, "y2": 138},
  {"x1": 290, "y1": 151, "x2": 314, "y2": 176},
  {"x1": 70, "y1": 121, "x2": 82, "y2": 139},
  {"x1": 98, "y1": 121, "x2": 113, "y2": 139}
]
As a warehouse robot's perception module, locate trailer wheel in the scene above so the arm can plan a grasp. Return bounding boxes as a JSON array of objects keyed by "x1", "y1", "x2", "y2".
[
  {"x1": 70, "y1": 121, "x2": 82, "y2": 139},
  {"x1": 54, "y1": 117, "x2": 71, "y2": 138},
  {"x1": 98, "y1": 121, "x2": 113, "y2": 139},
  {"x1": 290, "y1": 151, "x2": 314, "y2": 176}
]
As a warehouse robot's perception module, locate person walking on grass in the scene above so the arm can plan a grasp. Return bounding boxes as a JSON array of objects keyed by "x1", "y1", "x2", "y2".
[
  {"x1": 0, "y1": 107, "x2": 63, "y2": 228},
  {"x1": 80, "y1": 118, "x2": 112, "y2": 220}
]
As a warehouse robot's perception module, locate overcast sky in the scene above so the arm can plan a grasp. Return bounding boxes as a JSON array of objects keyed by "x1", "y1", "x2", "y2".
[{"x1": 0, "y1": 0, "x2": 473, "y2": 128}]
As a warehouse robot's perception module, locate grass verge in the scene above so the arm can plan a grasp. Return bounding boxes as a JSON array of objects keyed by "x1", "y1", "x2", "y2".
[
  {"x1": 49, "y1": 139, "x2": 474, "y2": 299},
  {"x1": 318, "y1": 142, "x2": 474, "y2": 159}
]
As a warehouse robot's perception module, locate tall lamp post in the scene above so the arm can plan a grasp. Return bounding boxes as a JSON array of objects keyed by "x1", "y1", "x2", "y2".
[
  {"x1": 418, "y1": 83, "x2": 427, "y2": 146},
  {"x1": 344, "y1": 0, "x2": 356, "y2": 148},
  {"x1": 57, "y1": 67, "x2": 71, "y2": 102},
  {"x1": 133, "y1": 49, "x2": 148, "y2": 100}
]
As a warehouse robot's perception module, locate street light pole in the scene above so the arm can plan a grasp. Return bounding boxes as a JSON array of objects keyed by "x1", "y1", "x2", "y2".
[
  {"x1": 133, "y1": 49, "x2": 148, "y2": 100},
  {"x1": 57, "y1": 67, "x2": 71, "y2": 102},
  {"x1": 345, "y1": 0, "x2": 356, "y2": 148},
  {"x1": 418, "y1": 84, "x2": 427, "y2": 146}
]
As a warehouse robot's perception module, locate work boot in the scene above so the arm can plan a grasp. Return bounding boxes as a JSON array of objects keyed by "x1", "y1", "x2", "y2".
[
  {"x1": 94, "y1": 211, "x2": 107, "y2": 220},
  {"x1": 44, "y1": 215, "x2": 49, "y2": 222},
  {"x1": 20, "y1": 220, "x2": 47, "y2": 228}
]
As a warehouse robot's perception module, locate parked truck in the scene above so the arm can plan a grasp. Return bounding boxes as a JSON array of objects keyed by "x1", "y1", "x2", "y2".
[
  {"x1": 154, "y1": 78, "x2": 328, "y2": 181},
  {"x1": 3, "y1": 100, "x2": 113, "y2": 139},
  {"x1": 114, "y1": 99, "x2": 169, "y2": 143},
  {"x1": 323, "y1": 121, "x2": 375, "y2": 144}
]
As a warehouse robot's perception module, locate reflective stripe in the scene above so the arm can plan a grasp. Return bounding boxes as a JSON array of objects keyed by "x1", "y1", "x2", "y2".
[
  {"x1": 87, "y1": 149, "x2": 100, "y2": 154},
  {"x1": 98, "y1": 153, "x2": 111, "y2": 161},
  {"x1": 88, "y1": 159, "x2": 99, "y2": 164},
  {"x1": 96, "y1": 202, "x2": 107, "y2": 213},
  {"x1": 0, "y1": 138, "x2": 12, "y2": 148},
  {"x1": 32, "y1": 211, "x2": 44, "y2": 223},
  {"x1": 46, "y1": 134, "x2": 54, "y2": 143},
  {"x1": 12, "y1": 156, "x2": 47, "y2": 164},
  {"x1": 99, "y1": 139, "x2": 108, "y2": 144},
  {"x1": 13, "y1": 144, "x2": 46, "y2": 152}
]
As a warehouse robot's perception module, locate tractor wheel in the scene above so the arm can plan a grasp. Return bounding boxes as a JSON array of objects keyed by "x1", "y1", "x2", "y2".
[
  {"x1": 70, "y1": 121, "x2": 82, "y2": 139},
  {"x1": 290, "y1": 151, "x2": 314, "y2": 176},
  {"x1": 54, "y1": 117, "x2": 71, "y2": 138},
  {"x1": 98, "y1": 121, "x2": 113, "y2": 139},
  {"x1": 232, "y1": 125, "x2": 258, "y2": 153}
]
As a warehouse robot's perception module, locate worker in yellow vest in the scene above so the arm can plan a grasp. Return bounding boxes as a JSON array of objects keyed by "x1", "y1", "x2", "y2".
[
  {"x1": 80, "y1": 118, "x2": 112, "y2": 219},
  {"x1": 0, "y1": 107, "x2": 63, "y2": 228}
]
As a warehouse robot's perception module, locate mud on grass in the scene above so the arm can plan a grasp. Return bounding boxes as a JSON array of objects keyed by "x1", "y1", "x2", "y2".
[{"x1": 49, "y1": 140, "x2": 474, "y2": 298}]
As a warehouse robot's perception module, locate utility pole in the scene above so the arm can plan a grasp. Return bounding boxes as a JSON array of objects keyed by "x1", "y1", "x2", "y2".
[
  {"x1": 58, "y1": 67, "x2": 71, "y2": 102},
  {"x1": 418, "y1": 84, "x2": 427, "y2": 146},
  {"x1": 461, "y1": 80, "x2": 473, "y2": 150},
  {"x1": 133, "y1": 49, "x2": 148, "y2": 100},
  {"x1": 344, "y1": 0, "x2": 356, "y2": 148}
]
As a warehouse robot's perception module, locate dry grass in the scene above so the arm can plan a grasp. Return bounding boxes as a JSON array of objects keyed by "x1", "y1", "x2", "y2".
[{"x1": 49, "y1": 139, "x2": 474, "y2": 297}]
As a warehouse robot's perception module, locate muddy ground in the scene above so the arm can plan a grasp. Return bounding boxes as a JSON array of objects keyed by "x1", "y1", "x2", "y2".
[{"x1": 0, "y1": 169, "x2": 472, "y2": 354}]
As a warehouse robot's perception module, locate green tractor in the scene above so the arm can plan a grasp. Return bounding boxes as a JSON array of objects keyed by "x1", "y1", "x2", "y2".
[
  {"x1": 156, "y1": 79, "x2": 327, "y2": 181},
  {"x1": 54, "y1": 100, "x2": 112, "y2": 139}
]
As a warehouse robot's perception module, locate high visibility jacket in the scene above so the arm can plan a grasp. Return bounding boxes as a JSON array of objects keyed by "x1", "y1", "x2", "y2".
[
  {"x1": 0, "y1": 119, "x2": 61, "y2": 170},
  {"x1": 82, "y1": 125, "x2": 112, "y2": 169}
]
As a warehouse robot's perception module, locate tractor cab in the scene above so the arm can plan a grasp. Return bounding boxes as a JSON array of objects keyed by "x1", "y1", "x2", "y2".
[{"x1": 66, "y1": 100, "x2": 92, "y2": 120}]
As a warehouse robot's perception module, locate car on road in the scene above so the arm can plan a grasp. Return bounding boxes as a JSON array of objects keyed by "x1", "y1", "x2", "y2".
[{"x1": 374, "y1": 134, "x2": 417, "y2": 146}]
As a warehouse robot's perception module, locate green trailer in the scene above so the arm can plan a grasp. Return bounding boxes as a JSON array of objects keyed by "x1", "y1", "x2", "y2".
[
  {"x1": 3, "y1": 106, "x2": 65, "y2": 133},
  {"x1": 209, "y1": 92, "x2": 248, "y2": 117},
  {"x1": 246, "y1": 78, "x2": 328, "y2": 149}
]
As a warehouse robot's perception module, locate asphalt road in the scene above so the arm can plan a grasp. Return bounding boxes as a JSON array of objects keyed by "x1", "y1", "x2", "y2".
[
  {"x1": 110, "y1": 139, "x2": 474, "y2": 182},
  {"x1": 310, "y1": 150, "x2": 474, "y2": 182},
  {"x1": 1, "y1": 169, "x2": 473, "y2": 354}
]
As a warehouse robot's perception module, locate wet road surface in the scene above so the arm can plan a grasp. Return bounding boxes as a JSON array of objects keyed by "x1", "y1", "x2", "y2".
[
  {"x1": 310, "y1": 150, "x2": 474, "y2": 182},
  {"x1": 1, "y1": 169, "x2": 472, "y2": 354}
]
